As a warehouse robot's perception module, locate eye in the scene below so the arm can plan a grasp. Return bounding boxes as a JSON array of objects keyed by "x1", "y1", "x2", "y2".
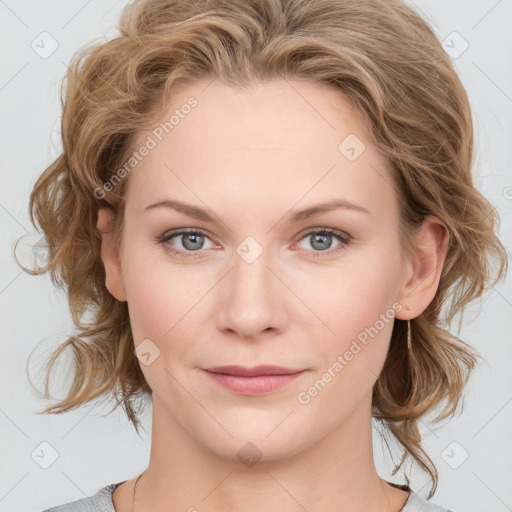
[
  {"x1": 157, "y1": 228, "x2": 216, "y2": 258},
  {"x1": 156, "y1": 227, "x2": 351, "y2": 259},
  {"x1": 294, "y1": 228, "x2": 351, "y2": 258}
]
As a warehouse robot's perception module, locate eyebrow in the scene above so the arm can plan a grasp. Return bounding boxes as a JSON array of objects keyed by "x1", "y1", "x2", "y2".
[{"x1": 143, "y1": 198, "x2": 370, "y2": 223}]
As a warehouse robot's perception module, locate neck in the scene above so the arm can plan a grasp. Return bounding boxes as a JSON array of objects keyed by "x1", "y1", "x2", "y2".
[{"x1": 132, "y1": 395, "x2": 407, "y2": 512}]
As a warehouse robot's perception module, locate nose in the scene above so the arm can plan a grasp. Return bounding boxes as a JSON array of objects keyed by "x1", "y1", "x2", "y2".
[{"x1": 215, "y1": 243, "x2": 289, "y2": 341}]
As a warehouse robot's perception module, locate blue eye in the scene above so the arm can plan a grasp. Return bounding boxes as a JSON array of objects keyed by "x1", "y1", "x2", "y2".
[
  {"x1": 158, "y1": 229, "x2": 216, "y2": 258},
  {"x1": 295, "y1": 228, "x2": 350, "y2": 257},
  {"x1": 157, "y1": 227, "x2": 351, "y2": 259}
]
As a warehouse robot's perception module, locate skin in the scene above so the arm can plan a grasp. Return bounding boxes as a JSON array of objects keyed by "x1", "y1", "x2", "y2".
[{"x1": 97, "y1": 78, "x2": 449, "y2": 511}]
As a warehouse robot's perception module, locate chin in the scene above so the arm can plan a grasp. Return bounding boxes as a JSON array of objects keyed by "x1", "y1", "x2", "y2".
[{"x1": 195, "y1": 421, "x2": 314, "y2": 464}]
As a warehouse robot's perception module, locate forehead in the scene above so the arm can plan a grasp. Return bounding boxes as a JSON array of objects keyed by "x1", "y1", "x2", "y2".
[
  {"x1": 138, "y1": 78, "x2": 374, "y2": 154},
  {"x1": 126, "y1": 78, "x2": 396, "y2": 225}
]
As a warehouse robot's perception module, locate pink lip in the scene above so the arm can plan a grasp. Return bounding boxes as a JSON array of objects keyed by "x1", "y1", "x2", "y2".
[
  {"x1": 202, "y1": 365, "x2": 307, "y2": 395},
  {"x1": 205, "y1": 365, "x2": 304, "y2": 376}
]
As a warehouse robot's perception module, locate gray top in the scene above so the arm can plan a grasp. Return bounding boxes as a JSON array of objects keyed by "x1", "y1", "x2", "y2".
[{"x1": 41, "y1": 480, "x2": 455, "y2": 511}]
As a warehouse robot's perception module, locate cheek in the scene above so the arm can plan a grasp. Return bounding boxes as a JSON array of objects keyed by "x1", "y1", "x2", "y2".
[
  {"x1": 295, "y1": 270, "x2": 399, "y2": 417},
  {"x1": 291, "y1": 242, "x2": 402, "y2": 404},
  {"x1": 121, "y1": 248, "x2": 197, "y2": 343},
  {"x1": 122, "y1": 257, "x2": 204, "y2": 397},
  {"x1": 123, "y1": 230, "x2": 403, "y2": 365},
  {"x1": 297, "y1": 247, "x2": 401, "y2": 344}
]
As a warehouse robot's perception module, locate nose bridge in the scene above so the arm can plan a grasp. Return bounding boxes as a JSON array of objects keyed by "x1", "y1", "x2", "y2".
[{"x1": 218, "y1": 234, "x2": 286, "y2": 337}]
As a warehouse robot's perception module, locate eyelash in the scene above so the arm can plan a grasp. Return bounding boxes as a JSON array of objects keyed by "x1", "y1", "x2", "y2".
[{"x1": 155, "y1": 227, "x2": 352, "y2": 259}]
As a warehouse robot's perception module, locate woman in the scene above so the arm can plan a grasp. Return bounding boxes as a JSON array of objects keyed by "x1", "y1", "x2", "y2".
[{"x1": 24, "y1": 0, "x2": 507, "y2": 510}]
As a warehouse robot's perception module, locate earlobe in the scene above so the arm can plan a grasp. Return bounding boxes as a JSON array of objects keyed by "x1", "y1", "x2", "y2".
[
  {"x1": 396, "y1": 216, "x2": 449, "y2": 319},
  {"x1": 97, "y1": 208, "x2": 127, "y2": 302}
]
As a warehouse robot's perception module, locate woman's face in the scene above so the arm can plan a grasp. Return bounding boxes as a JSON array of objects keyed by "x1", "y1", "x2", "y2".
[{"x1": 103, "y1": 79, "x2": 413, "y2": 461}]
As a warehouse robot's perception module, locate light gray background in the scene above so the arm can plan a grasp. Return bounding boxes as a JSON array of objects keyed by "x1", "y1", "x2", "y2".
[{"x1": 1, "y1": 1, "x2": 511, "y2": 511}]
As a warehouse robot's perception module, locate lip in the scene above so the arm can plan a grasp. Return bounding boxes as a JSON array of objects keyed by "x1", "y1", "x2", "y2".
[
  {"x1": 202, "y1": 365, "x2": 307, "y2": 395},
  {"x1": 204, "y1": 365, "x2": 305, "y2": 376}
]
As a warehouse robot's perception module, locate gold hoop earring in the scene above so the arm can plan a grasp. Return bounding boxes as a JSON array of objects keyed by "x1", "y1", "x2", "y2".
[{"x1": 407, "y1": 319, "x2": 412, "y2": 351}]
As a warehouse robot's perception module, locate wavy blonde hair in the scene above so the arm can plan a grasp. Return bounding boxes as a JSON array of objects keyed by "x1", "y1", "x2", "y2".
[{"x1": 20, "y1": 0, "x2": 508, "y2": 498}]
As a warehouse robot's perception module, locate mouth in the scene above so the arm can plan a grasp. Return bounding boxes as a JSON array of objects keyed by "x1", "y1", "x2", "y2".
[
  {"x1": 204, "y1": 364, "x2": 305, "y2": 377},
  {"x1": 201, "y1": 365, "x2": 307, "y2": 395}
]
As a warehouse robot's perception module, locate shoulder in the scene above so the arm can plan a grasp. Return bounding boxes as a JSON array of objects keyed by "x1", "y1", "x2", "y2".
[
  {"x1": 402, "y1": 488, "x2": 458, "y2": 512},
  {"x1": 40, "y1": 481, "x2": 124, "y2": 512},
  {"x1": 40, "y1": 481, "x2": 458, "y2": 512}
]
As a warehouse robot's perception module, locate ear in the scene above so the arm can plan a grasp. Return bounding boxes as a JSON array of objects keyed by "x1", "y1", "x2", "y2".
[
  {"x1": 396, "y1": 216, "x2": 449, "y2": 319},
  {"x1": 97, "y1": 207, "x2": 127, "y2": 302}
]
